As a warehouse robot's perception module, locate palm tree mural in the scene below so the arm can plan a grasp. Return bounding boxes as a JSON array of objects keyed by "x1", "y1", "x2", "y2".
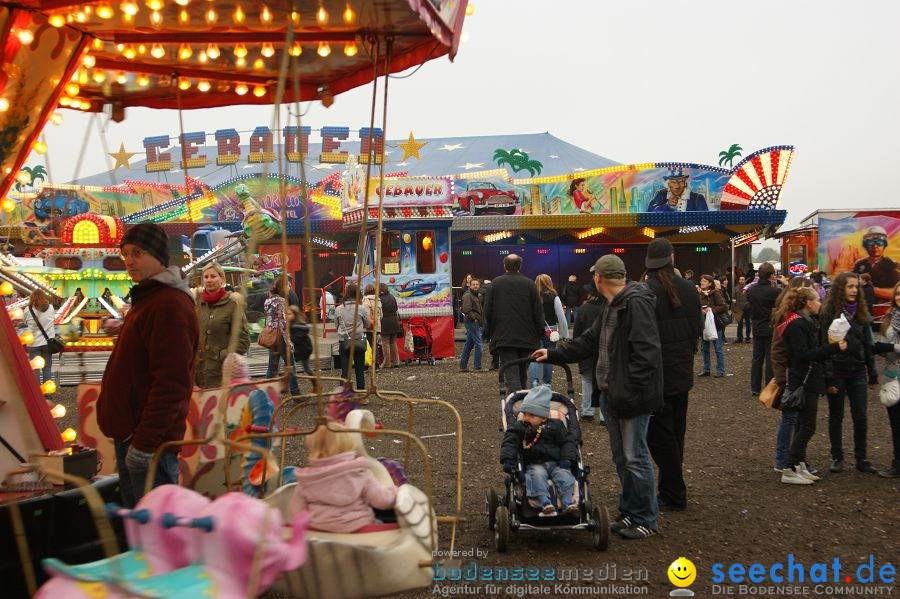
[
  {"x1": 12, "y1": 165, "x2": 47, "y2": 192},
  {"x1": 493, "y1": 148, "x2": 543, "y2": 177},
  {"x1": 718, "y1": 144, "x2": 743, "y2": 168}
]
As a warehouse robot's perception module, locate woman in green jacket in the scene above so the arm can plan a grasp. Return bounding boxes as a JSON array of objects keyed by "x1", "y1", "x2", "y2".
[{"x1": 195, "y1": 262, "x2": 250, "y2": 388}]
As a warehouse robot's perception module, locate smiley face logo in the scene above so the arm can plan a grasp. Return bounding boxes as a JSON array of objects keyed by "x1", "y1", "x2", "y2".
[{"x1": 668, "y1": 557, "x2": 696, "y2": 588}]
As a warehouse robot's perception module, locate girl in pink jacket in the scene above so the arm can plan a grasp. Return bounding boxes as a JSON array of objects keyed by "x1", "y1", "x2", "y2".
[{"x1": 290, "y1": 423, "x2": 397, "y2": 532}]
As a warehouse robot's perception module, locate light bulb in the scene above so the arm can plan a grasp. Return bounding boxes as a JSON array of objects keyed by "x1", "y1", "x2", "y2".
[
  {"x1": 41, "y1": 380, "x2": 57, "y2": 395},
  {"x1": 233, "y1": 43, "x2": 248, "y2": 58},
  {"x1": 206, "y1": 43, "x2": 220, "y2": 59},
  {"x1": 116, "y1": 71, "x2": 128, "y2": 84},
  {"x1": 260, "y1": 5, "x2": 273, "y2": 24},
  {"x1": 74, "y1": 10, "x2": 87, "y2": 22},
  {"x1": 232, "y1": 4, "x2": 245, "y2": 24},
  {"x1": 91, "y1": 38, "x2": 104, "y2": 51},
  {"x1": 16, "y1": 170, "x2": 31, "y2": 184},
  {"x1": 20, "y1": 331, "x2": 34, "y2": 345},
  {"x1": 235, "y1": 83, "x2": 248, "y2": 95},
  {"x1": 82, "y1": 54, "x2": 96, "y2": 68},
  {"x1": 150, "y1": 10, "x2": 162, "y2": 26},
  {"x1": 178, "y1": 8, "x2": 189, "y2": 24},
  {"x1": 342, "y1": 4, "x2": 356, "y2": 24},
  {"x1": 197, "y1": 50, "x2": 208, "y2": 64},
  {"x1": 115, "y1": 42, "x2": 124, "y2": 51},
  {"x1": 343, "y1": 42, "x2": 357, "y2": 57},
  {"x1": 92, "y1": 69, "x2": 107, "y2": 83},
  {"x1": 177, "y1": 78, "x2": 191, "y2": 90},
  {"x1": 136, "y1": 74, "x2": 149, "y2": 86},
  {"x1": 289, "y1": 42, "x2": 302, "y2": 56},
  {"x1": 50, "y1": 403, "x2": 66, "y2": 418},
  {"x1": 48, "y1": 13, "x2": 66, "y2": 27},
  {"x1": 174, "y1": 0, "x2": 188, "y2": 5},
  {"x1": 204, "y1": 7, "x2": 217, "y2": 24},
  {"x1": 177, "y1": 43, "x2": 192, "y2": 60},
  {"x1": 33, "y1": 140, "x2": 47, "y2": 154},
  {"x1": 235, "y1": 56, "x2": 246, "y2": 67},
  {"x1": 197, "y1": 79, "x2": 210, "y2": 92},
  {"x1": 11, "y1": 307, "x2": 23, "y2": 320},
  {"x1": 260, "y1": 42, "x2": 274, "y2": 57},
  {"x1": 0, "y1": 198, "x2": 13, "y2": 212},
  {"x1": 466, "y1": 3, "x2": 474, "y2": 16},
  {"x1": 69, "y1": 98, "x2": 82, "y2": 109},
  {"x1": 65, "y1": 82, "x2": 80, "y2": 96},
  {"x1": 120, "y1": 0, "x2": 138, "y2": 16},
  {"x1": 150, "y1": 43, "x2": 165, "y2": 58},
  {"x1": 80, "y1": 100, "x2": 91, "y2": 111},
  {"x1": 252, "y1": 57, "x2": 264, "y2": 70},
  {"x1": 316, "y1": 5, "x2": 328, "y2": 25},
  {"x1": 96, "y1": 3, "x2": 114, "y2": 18},
  {"x1": 0, "y1": 281, "x2": 13, "y2": 294},
  {"x1": 122, "y1": 44, "x2": 137, "y2": 59},
  {"x1": 145, "y1": 0, "x2": 163, "y2": 10},
  {"x1": 61, "y1": 427, "x2": 77, "y2": 442},
  {"x1": 0, "y1": 98, "x2": 7, "y2": 112},
  {"x1": 290, "y1": 10, "x2": 300, "y2": 26},
  {"x1": 317, "y1": 41, "x2": 331, "y2": 57},
  {"x1": 252, "y1": 85, "x2": 266, "y2": 97},
  {"x1": 59, "y1": 96, "x2": 72, "y2": 106},
  {"x1": 30, "y1": 355, "x2": 46, "y2": 369},
  {"x1": 17, "y1": 29, "x2": 34, "y2": 44}
]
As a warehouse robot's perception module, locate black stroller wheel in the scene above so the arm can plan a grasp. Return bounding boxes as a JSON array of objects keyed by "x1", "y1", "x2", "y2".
[
  {"x1": 495, "y1": 506, "x2": 509, "y2": 552},
  {"x1": 592, "y1": 506, "x2": 609, "y2": 551},
  {"x1": 486, "y1": 489, "x2": 499, "y2": 531}
]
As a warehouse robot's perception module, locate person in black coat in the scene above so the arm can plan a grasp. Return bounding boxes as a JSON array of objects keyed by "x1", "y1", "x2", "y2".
[
  {"x1": 378, "y1": 283, "x2": 402, "y2": 368},
  {"x1": 747, "y1": 263, "x2": 781, "y2": 395},
  {"x1": 572, "y1": 284, "x2": 606, "y2": 422},
  {"x1": 483, "y1": 254, "x2": 544, "y2": 392},
  {"x1": 562, "y1": 275, "x2": 587, "y2": 326},
  {"x1": 643, "y1": 239, "x2": 703, "y2": 510},
  {"x1": 778, "y1": 287, "x2": 845, "y2": 484}
]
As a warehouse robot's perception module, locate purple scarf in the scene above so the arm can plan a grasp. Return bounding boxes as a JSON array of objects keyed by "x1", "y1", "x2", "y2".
[{"x1": 843, "y1": 301, "x2": 859, "y2": 321}]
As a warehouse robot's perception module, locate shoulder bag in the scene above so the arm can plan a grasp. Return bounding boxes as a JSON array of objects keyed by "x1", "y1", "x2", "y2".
[
  {"x1": 258, "y1": 326, "x2": 280, "y2": 350},
  {"x1": 30, "y1": 306, "x2": 65, "y2": 354},
  {"x1": 759, "y1": 378, "x2": 783, "y2": 410},
  {"x1": 781, "y1": 363, "x2": 813, "y2": 411}
]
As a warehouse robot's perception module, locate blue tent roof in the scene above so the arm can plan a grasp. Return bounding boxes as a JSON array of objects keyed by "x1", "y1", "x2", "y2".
[{"x1": 71, "y1": 132, "x2": 620, "y2": 188}]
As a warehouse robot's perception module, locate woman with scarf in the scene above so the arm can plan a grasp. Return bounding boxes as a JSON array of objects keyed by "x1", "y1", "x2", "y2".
[
  {"x1": 698, "y1": 274, "x2": 727, "y2": 377},
  {"x1": 820, "y1": 272, "x2": 881, "y2": 474},
  {"x1": 779, "y1": 287, "x2": 846, "y2": 485},
  {"x1": 195, "y1": 262, "x2": 250, "y2": 388},
  {"x1": 875, "y1": 282, "x2": 900, "y2": 477}
]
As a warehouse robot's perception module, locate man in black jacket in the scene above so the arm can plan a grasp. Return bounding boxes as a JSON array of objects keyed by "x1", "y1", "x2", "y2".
[
  {"x1": 484, "y1": 254, "x2": 544, "y2": 392},
  {"x1": 747, "y1": 263, "x2": 781, "y2": 395},
  {"x1": 643, "y1": 239, "x2": 703, "y2": 511},
  {"x1": 562, "y1": 274, "x2": 587, "y2": 326},
  {"x1": 534, "y1": 254, "x2": 663, "y2": 539}
]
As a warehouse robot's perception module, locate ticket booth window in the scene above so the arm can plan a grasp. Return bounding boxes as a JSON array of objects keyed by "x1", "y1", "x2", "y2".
[
  {"x1": 381, "y1": 232, "x2": 401, "y2": 275},
  {"x1": 416, "y1": 231, "x2": 436, "y2": 274},
  {"x1": 788, "y1": 244, "x2": 807, "y2": 264}
]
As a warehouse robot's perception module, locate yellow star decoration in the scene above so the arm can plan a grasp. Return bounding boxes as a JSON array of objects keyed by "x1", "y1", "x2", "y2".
[
  {"x1": 396, "y1": 132, "x2": 426, "y2": 161},
  {"x1": 109, "y1": 142, "x2": 137, "y2": 170}
]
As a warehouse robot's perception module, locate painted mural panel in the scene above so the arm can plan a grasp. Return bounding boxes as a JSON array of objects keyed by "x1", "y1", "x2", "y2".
[{"x1": 819, "y1": 212, "x2": 900, "y2": 301}]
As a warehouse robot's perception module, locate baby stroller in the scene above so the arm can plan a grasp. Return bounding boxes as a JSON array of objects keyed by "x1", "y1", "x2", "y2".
[
  {"x1": 486, "y1": 358, "x2": 609, "y2": 552},
  {"x1": 404, "y1": 316, "x2": 435, "y2": 365}
]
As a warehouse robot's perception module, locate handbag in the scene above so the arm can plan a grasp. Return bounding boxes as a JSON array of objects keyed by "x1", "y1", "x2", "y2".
[
  {"x1": 781, "y1": 364, "x2": 813, "y2": 411},
  {"x1": 30, "y1": 306, "x2": 65, "y2": 354},
  {"x1": 759, "y1": 378, "x2": 783, "y2": 410},
  {"x1": 880, "y1": 377, "x2": 900, "y2": 408},
  {"x1": 716, "y1": 309, "x2": 734, "y2": 328},
  {"x1": 258, "y1": 326, "x2": 280, "y2": 350}
]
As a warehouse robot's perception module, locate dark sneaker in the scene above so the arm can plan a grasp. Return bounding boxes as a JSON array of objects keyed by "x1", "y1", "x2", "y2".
[
  {"x1": 830, "y1": 459, "x2": 844, "y2": 473},
  {"x1": 610, "y1": 514, "x2": 632, "y2": 533},
  {"x1": 856, "y1": 460, "x2": 878, "y2": 474},
  {"x1": 878, "y1": 463, "x2": 900, "y2": 478},
  {"x1": 459, "y1": 368, "x2": 470, "y2": 373},
  {"x1": 658, "y1": 496, "x2": 687, "y2": 511},
  {"x1": 617, "y1": 523, "x2": 659, "y2": 540}
]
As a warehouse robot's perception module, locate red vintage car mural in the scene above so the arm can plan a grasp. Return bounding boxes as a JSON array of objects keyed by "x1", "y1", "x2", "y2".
[{"x1": 455, "y1": 181, "x2": 518, "y2": 215}]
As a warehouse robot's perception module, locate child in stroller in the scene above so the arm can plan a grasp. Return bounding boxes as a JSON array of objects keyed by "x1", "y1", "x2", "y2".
[
  {"x1": 489, "y1": 358, "x2": 609, "y2": 552},
  {"x1": 500, "y1": 385, "x2": 578, "y2": 517}
]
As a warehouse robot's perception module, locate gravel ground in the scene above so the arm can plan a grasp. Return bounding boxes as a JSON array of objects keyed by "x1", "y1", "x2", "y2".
[{"x1": 50, "y1": 336, "x2": 899, "y2": 599}]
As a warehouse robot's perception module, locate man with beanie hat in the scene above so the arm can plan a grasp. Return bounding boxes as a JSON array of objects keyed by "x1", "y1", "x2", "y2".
[
  {"x1": 535, "y1": 253, "x2": 663, "y2": 539},
  {"x1": 500, "y1": 386, "x2": 579, "y2": 517},
  {"x1": 97, "y1": 222, "x2": 199, "y2": 507}
]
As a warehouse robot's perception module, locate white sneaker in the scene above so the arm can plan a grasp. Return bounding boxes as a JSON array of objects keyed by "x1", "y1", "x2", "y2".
[
  {"x1": 781, "y1": 467, "x2": 814, "y2": 485},
  {"x1": 774, "y1": 467, "x2": 785, "y2": 473},
  {"x1": 798, "y1": 462, "x2": 820, "y2": 481}
]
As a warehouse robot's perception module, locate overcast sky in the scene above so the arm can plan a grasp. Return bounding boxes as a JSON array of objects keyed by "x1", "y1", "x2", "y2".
[{"x1": 39, "y1": 0, "x2": 900, "y2": 230}]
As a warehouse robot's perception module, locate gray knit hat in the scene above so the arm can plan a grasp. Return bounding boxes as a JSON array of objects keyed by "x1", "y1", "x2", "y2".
[{"x1": 520, "y1": 385, "x2": 551, "y2": 418}]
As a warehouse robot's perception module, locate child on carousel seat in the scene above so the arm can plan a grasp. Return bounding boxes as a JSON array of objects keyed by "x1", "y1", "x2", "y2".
[
  {"x1": 500, "y1": 385, "x2": 578, "y2": 517},
  {"x1": 290, "y1": 423, "x2": 397, "y2": 532}
]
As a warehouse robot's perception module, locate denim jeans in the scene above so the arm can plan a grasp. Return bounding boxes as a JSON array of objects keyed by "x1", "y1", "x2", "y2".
[
  {"x1": 529, "y1": 335, "x2": 557, "y2": 387},
  {"x1": 580, "y1": 373, "x2": 595, "y2": 418},
  {"x1": 114, "y1": 439, "x2": 180, "y2": 508},
  {"x1": 28, "y1": 345, "x2": 53, "y2": 385},
  {"x1": 774, "y1": 409, "x2": 799, "y2": 470},
  {"x1": 459, "y1": 321, "x2": 482, "y2": 370},
  {"x1": 701, "y1": 329, "x2": 725, "y2": 375},
  {"x1": 598, "y1": 392, "x2": 659, "y2": 530},
  {"x1": 525, "y1": 461, "x2": 576, "y2": 508},
  {"x1": 736, "y1": 311, "x2": 752, "y2": 341},
  {"x1": 267, "y1": 342, "x2": 299, "y2": 394},
  {"x1": 826, "y1": 374, "x2": 869, "y2": 461},
  {"x1": 565, "y1": 306, "x2": 577, "y2": 327},
  {"x1": 340, "y1": 339, "x2": 367, "y2": 391},
  {"x1": 751, "y1": 335, "x2": 774, "y2": 394}
]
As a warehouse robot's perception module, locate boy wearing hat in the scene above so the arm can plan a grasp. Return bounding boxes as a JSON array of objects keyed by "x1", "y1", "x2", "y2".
[
  {"x1": 97, "y1": 222, "x2": 199, "y2": 507},
  {"x1": 500, "y1": 385, "x2": 578, "y2": 517}
]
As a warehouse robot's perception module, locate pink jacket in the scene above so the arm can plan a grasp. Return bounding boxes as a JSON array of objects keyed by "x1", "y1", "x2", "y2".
[{"x1": 290, "y1": 452, "x2": 397, "y2": 533}]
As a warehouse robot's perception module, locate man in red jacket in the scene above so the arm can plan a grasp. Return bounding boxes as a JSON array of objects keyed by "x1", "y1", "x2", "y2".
[{"x1": 97, "y1": 222, "x2": 199, "y2": 507}]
